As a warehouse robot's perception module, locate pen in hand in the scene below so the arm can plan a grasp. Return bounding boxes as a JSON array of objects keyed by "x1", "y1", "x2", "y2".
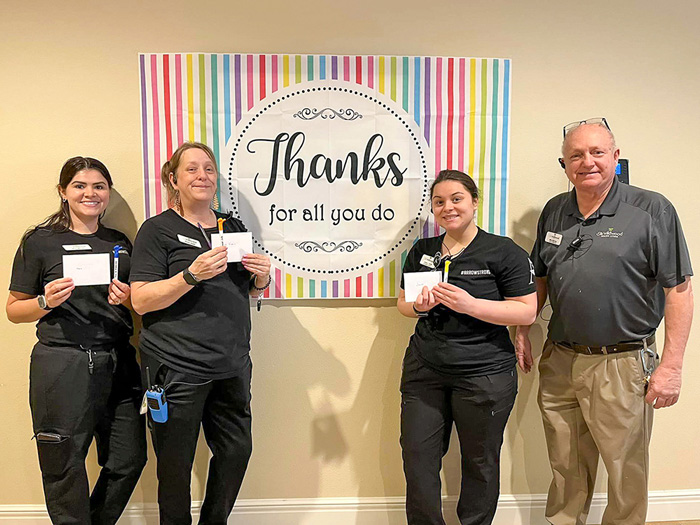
[
  {"x1": 217, "y1": 218, "x2": 225, "y2": 246},
  {"x1": 113, "y1": 245, "x2": 122, "y2": 280}
]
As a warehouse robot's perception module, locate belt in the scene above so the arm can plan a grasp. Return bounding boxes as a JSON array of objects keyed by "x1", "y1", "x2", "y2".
[{"x1": 555, "y1": 334, "x2": 655, "y2": 355}]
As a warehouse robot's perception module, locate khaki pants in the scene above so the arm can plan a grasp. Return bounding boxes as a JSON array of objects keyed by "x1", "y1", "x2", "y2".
[{"x1": 538, "y1": 340, "x2": 655, "y2": 525}]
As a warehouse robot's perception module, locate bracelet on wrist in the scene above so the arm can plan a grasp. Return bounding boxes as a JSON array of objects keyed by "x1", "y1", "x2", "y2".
[
  {"x1": 252, "y1": 275, "x2": 272, "y2": 291},
  {"x1": 412, "y1": 304, "x2": 429, "y2": 318}
]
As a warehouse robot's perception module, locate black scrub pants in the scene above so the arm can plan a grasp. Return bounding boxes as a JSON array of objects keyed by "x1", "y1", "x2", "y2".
[
  {"x1": 141, "y1": 353, "x2": 253, "y2": 525},
  {"x1": 29, "y1": 342, "x2": 147, "y2": 525},
  {"x1": 400, "y1": 348, "x2": 517, "y2": 525}
]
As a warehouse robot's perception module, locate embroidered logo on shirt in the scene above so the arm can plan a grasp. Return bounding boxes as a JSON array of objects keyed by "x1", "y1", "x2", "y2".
[{"x1": 596, "y1": 227, "x2": 624, "y2": 238}]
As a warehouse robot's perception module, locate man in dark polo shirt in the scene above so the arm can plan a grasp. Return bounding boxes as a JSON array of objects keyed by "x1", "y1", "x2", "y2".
[{"x1": 516, "y1": 118, "x2": 693, "y2": 525}]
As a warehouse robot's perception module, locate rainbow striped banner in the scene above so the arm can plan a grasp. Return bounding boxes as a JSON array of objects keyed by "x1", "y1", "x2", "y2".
[{"x1": 139, "y1": 53, "x2": 511, "y2": 299}]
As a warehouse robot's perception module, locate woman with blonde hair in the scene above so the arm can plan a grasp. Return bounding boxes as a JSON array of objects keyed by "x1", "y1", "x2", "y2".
[{"x1": 130, "y1": 142, "x2": 271, "y2": 524}]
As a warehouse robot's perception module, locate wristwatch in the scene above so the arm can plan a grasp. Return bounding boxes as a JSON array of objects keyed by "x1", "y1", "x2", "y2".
[
  {"x1": 182, "y1": 267, "x2": 200, "y2": 286},
  {"x1": 37, "y1": 295, "x2": 52, "y2": 310},
  {"x1": 412, "y1": 304, "x2": 429, "y2": 318}
]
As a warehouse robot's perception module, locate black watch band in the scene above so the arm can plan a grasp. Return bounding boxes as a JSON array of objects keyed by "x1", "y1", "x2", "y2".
[
  {"x1": 182, "y1": 267, "x2": 200, "y2": 286},
  {"x1": 37, "y1": 295, "x2": 52, "y2": 311},
  {"x1": 412, "y1": 304, "x2": 429, "y2": 318}
]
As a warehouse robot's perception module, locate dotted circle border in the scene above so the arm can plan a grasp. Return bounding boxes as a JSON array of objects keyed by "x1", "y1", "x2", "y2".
[{"x1": 226, "y1": 86, "x2": 429, "y2": 275}]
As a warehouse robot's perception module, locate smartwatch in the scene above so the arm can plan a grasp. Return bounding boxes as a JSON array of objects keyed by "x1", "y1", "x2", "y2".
[
  {"x1": 182, "y1": 267, "x2": 200, "y2": 286},
  {"x1": 37, "y1": 295, "x2": 52, "y2": 311}
]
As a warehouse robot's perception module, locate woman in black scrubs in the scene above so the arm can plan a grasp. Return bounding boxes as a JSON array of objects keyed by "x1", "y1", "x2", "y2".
[
  {"x1": 130, "y1": 142, "x2": 271, "y2": 525},
  {"x1": 397, "y1": 169, "x2": 537, "y2": 525},
  {"x1": 7, "y1": 157, "x2": 146, "y2": 524}
]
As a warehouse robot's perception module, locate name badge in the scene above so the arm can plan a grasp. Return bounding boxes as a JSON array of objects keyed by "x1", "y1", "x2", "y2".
[
  {"x1": 177, "y1": 234, "x2": 202, "y2": 248},
  {"x1": 63, "y1": 244, "x2": 92, "y2": 251},
  {"x1": 419, "y1": 254, "x2": 436, "y2": 269},
  {"x1": 545, "y1": 231, "x2": 563, "y2": 246}
]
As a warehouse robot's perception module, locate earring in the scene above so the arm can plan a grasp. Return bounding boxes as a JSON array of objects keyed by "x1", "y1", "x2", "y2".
[
  {"x1": 174, "y1": 190, "x2": 182, "y2": 214},
  {"x1": 212, "y1": 194, "x2": 220, "y2": 210},
  {"x1": 62, "y1": 198, "x2": 67, "y2": 203}
]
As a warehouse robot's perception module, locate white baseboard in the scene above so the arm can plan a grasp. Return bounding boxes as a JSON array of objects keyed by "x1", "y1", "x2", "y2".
[{"x1": 2, "y1": 490, "x2": 699, "y2": 524}]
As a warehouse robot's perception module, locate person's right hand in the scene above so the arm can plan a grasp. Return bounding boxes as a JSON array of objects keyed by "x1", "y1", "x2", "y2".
[
  {"x1": 188, "y1": 246, "x2": 228, "y2": 281},
  {"x1": 414, "y1": 285, "x2": 439, "y2": 313},
  {"x1": 515, "y1": 326, "x2": 533, "y2": 373},
  {"x1": 44, "y1": 277, "x2": 75, "y2": 308}
]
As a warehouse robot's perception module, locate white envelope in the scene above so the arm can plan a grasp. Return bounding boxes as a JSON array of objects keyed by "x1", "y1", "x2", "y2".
[
  {"x1": 403, "y1": 271, "x2": 443, "y2": 302},
  {"x1": 211, "y1": 232, "x2": 253, "y2": 262},
  {"x1": 62, "y1": 253, "x2": 111, "y2": 286}
]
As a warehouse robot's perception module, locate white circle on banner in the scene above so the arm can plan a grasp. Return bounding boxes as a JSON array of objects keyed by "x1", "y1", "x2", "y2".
[{"x1": 222, "y1": 82, "x2": 429, "y2": 275}]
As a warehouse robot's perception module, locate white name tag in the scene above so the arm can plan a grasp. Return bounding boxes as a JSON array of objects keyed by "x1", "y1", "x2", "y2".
[
  {"x1": 419, "y1": 254, "x2": 436, "y2": 269},
  {"x1": 63, "y1": 244, "x2": 92, "y2": 251},
  {"x1": 545, "y1": 231, "x2": 563, "y2": 246},
  {"x1": 177, "y1": 234, "x2": 202, "y2": 248}
]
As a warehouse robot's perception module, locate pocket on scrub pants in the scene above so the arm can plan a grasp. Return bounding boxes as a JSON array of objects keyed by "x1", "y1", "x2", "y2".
[{"x1": 34, "y1": 431, "x2": 72, "y2": 476}]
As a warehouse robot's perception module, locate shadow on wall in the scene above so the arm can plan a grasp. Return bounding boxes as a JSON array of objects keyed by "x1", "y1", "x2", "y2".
[
  {"x1": 239, "y1": 301, "x2": 414, "y2": 518},
  {"x1": 232, "y1": 303, "x2": 353, "y2": 500},
  {"x1": 101, "y1": 189, "x2": 138, "y2": 241},
  {"x1": 322, "y1": 306, "x2": 414, "y2": 525},
  {"x1": 505, "y1": 207, "x2": 551, "y2": 523}
]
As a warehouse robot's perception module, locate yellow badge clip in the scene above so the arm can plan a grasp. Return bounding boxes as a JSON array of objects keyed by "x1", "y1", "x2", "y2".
[{"x1": 443, "y1": 260, "x2": 451, "y2": 283}]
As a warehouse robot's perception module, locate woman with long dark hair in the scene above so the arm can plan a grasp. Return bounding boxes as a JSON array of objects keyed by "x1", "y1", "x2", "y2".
[
  {"x1": 7, "y1": 157, "x2": 146, "y2": 524},
  {"x1": 130, "y1": 142, "x2": 271, "y2": 524},
  {"x1": 397, "y1": 169, "x2": 537, "y2": 525}
]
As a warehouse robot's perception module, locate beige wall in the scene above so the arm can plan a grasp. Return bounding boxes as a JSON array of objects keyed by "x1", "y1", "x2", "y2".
[{"x1": 1, "y1": 0, "x2": 699, "y2": 506}]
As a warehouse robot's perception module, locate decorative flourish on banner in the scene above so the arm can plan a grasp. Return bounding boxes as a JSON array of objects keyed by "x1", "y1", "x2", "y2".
[
  {"x1": 293, "y1": 107, "x2": 363, "y2": 121},
  {"x1": 295, "y1": 240, "x2": 363, "y2": 253}
]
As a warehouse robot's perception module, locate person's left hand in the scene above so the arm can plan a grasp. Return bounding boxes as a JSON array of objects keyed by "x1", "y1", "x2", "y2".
[
  {"x1": 242, "y1": 253, "x2": 271, "y2": 280},
  {"x1": 645, "y1": 364, "x2": 682, "y2": 408},
  {"x1": 108, "y1": 279, "x2": 131, "y2": 305},
  {"x1": 432, "y1": 282, "x2": 475, "y2": 315}
]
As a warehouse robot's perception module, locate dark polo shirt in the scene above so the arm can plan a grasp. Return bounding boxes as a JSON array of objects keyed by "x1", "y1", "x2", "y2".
[{"x1": 532, "y1": 178, "x2": 692, "y2": 346}]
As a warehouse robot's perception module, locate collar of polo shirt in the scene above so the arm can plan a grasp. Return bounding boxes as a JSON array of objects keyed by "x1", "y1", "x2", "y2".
[{"x1": 565, "y1": 176, "x2": 622, "y2": 220}]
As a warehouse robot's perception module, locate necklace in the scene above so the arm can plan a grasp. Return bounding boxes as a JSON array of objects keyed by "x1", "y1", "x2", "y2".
[{"x1": 441, "y1": 241, "x2": 468, "y2": 259}]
